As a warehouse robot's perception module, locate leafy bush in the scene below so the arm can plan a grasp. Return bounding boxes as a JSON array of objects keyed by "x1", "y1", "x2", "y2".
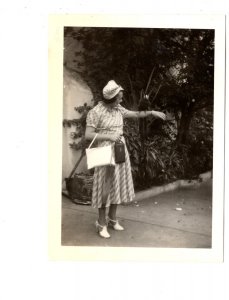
[
  {"x1": 63, "y1": 103, "x2": 92, "y2": 152},
  {"x1": 124, "y1": 119, "x2": 184, "y2": 190},
  {"x1": 124, "y1": 108, "x2": 213, "y2": 190},
  {"x1": 183, "y1": 109, "x2": 213, "y2": 178}
]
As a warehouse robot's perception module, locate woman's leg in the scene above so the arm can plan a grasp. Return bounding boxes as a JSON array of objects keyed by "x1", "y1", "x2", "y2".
[
  {"x1": 96, "y1": 205, "x2": 110, "y2": 238},
  {"x1": 98, "y1": 205, "x2": 107, "y2": 226},
  {"x1": 108, "y1": 204, "x2": 118, "y2": 220},
  {"x1": 108, "y1": 204, "x2": 124, "y2": 230}
]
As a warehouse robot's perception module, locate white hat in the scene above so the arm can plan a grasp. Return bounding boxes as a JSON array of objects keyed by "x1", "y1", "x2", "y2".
[{"x1": 102, "y1": 80, "x2": 124, "y2": 100}]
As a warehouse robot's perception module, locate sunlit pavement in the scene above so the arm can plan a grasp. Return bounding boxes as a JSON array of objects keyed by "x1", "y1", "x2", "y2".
[{"x1": 61, "y1": 179, "x2": 212, "y2": 248}]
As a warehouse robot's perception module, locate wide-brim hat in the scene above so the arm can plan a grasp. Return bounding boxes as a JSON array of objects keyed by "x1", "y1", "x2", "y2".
[{"x1": 102, "y1": 80, "x2": 124, "y2": 101}]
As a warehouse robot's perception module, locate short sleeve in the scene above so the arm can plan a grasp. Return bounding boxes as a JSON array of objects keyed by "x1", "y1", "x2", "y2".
[
  {"x1": 86, "y1": 108, "x2": 99, "y2": 128},
  {"x1": 118, "y1": 104, "x2": 131, "y2": 117}
]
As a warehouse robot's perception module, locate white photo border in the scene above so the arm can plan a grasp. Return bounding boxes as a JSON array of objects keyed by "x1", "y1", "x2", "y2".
[{"x1": 48, "y1": 14, "x2": 225, "y2": 262}]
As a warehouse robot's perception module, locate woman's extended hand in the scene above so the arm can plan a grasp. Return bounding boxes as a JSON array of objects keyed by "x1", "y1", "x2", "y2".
[{"x1": 151, "y1": 110, "x2": 166, "y2": 120}]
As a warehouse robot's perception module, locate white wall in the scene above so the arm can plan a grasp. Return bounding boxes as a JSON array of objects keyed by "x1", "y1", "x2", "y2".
[{"x1": 62, "y1": 67, "x2": 93, "y2": 187}]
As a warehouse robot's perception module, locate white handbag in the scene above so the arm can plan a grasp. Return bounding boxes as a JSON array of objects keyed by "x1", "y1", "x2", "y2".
[{"x1": 86, "y1": 133, "x2": 115, "y2": 169}]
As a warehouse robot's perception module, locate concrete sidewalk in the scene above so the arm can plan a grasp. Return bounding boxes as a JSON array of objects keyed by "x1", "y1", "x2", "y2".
[{"x1": 61, "y1": 179, "x2": 212, "y2": 248}]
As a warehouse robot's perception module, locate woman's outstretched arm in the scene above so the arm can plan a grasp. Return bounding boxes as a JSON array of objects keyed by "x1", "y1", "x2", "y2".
[{"x1": 124, "y1": 110, "x2": 166, "y2": 120}]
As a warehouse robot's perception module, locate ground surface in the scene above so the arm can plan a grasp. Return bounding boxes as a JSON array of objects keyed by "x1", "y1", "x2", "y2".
[{"x1": 61, "y1": 179, "x2": 212, "y2": 248}]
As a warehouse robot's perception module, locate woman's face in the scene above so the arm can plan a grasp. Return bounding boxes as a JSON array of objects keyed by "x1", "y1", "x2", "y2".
[{"x1": 114, "y1": 91, "x2": 123, "y2": 105}]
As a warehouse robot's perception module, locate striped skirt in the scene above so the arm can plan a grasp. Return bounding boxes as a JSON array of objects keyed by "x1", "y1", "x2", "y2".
[{"x1": 91, "y1": 139, "x2": 135, "y2": 208}]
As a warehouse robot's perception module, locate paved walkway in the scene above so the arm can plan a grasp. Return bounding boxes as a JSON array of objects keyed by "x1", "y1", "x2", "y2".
[{"x1": 61, "y1": 179, "x2": 212, "y2": 248}]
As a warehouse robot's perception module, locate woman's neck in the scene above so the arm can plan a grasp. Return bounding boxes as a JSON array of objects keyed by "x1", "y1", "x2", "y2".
[{"x1": 103, "y1": 101, "x2": 118, "y2": 109}]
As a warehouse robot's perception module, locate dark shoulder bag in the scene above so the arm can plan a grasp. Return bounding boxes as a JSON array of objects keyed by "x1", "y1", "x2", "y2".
[{"x1": 114, "y1": 140, "x2": 126, "y2": 164}]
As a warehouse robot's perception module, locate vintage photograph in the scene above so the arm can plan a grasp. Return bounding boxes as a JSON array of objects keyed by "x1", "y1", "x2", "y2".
[{"x1": 61, "y1": 25, "x2": 215, "y2": 249}]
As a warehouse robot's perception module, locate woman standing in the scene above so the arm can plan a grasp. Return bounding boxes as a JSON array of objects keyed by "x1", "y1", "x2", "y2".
[{"x1": 85, "y1": 80, "x2": 166, "y2": 238}]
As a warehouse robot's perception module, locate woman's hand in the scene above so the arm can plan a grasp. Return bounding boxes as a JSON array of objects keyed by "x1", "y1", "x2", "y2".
[
  {"x1": 108, "y1": 132, "x2": 121, "y2": 142},
  {"x1": 151, "y1": 110, "x2": 166, "y2": 120}
]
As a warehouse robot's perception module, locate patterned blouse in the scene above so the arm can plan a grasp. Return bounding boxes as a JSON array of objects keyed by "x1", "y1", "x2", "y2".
[{"x1": 86, "y1": 101, "x2": 130, "y2": 138}]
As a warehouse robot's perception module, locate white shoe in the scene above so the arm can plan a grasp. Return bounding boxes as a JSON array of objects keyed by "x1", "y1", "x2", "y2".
[
  {"x1": 107, "y1": 217, "x2": 124, "y2": 231},
  {"x1": 95, "y1": 221, "x2": 110, "y2": 238}
]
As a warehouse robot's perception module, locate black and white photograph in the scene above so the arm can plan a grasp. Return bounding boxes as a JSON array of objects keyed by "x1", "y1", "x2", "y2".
[
  {"x1": 1, "y1": 2, "x2": 228, "y2": 300},
  {"x1": 48, "y1": 14, "x2": 225, "y2": 261}
]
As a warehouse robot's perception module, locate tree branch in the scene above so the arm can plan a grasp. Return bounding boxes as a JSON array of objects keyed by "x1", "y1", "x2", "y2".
[{"x1": 145, "y1": 66, "x2": 156, "y2": 94}]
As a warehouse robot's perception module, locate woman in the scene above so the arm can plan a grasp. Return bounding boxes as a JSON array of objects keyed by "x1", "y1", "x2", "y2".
[{"x1": 85, "y1": 80, "x2": 166, "y2": 238}]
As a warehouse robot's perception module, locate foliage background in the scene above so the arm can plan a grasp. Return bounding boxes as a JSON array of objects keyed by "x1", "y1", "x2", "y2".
[{"x1": 64, "y1": 27, "x2": 214, "y2": 190}]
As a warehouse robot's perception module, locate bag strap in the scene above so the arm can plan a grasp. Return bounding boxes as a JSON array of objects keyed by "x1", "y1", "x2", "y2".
[
  {"x1": 88, "y1": 133, "x2": 98, "y2": 149},
  {"x1": 86, "y1": 108, "x2": 104, "y2": 149},
  {"x1": 67, "y1": 114, "x2": 99, "y2": 180}
]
